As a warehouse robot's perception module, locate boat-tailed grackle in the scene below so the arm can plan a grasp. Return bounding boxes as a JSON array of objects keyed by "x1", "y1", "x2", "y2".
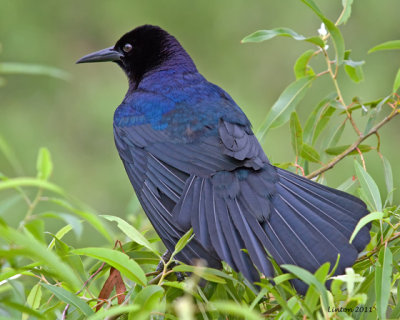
[{"x1": 77, "y1": 25, "x2": 370, "y2": 293}]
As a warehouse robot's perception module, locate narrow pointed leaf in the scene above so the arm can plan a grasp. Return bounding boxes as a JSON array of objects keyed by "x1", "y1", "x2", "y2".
[
  {"x1": 325, "y1": 144, "x2": 372, "y2": 156},
  {"x1": 349, "y1": 211, "x2": 383, "y2": 244},
  {"x1": 294, "y1": 49, "x2": 315, "y2": 79},
  {"x1": 303, "y1": 92, "x2": 337, "y2": 143},
  {"x1": 381, "y1": 156, "x2": 394, "y2": 205},
  {"x1": 26, "y1": 283, "x2": 42, "y2": 310},
  {"x1": 312, "y1": 106, "x2": 336, "y2": 145},
  {"x1": 0, "y1": 177, "x2": 63, "y2": 194},
  {"x1": 337, "y1": 0, "x2": 354, "y2": 25},
  {"x1": 369, "y1": 40, "x2": 400, "y2": 53},
  {"x1": 282, "y1": 264, "x2": 329, "y2": 310},
  {"x1": 257, "y1": 76, "x2": 314, "y2": 141},
  {"x1": 300, "y1": 143, "x2": 320, "y2": 163},
  {"x1": 101, "y1": 215, "x2": 160, "y2": 256},
  {"x1": 290, "y1": 112, "x2": 303, "y2": 157},
  {"x1": 0, "y1": 62, "x2": 70, "y2": 80},
  {"x1": 393, "y1": 67, "x2": 400, "y2": 93},
  {"x1": 209, "y1": 301, "x2": 262, "y2": 320},
  {"x1": 72, "y1": 247, "x2": 147, "y2": 286},
  {"x1": 41, "y1": 283, "x2": 94, "y2": 316},
  {"x1": 241, "y1": 28, "x2": 324, "y2": 47},
  {"x1": 0, "y1": 224, "x2": 81, "y2": 290},
  {"x1": 324, "y1": 120, "x2": 346, "y2": 149},
  {"x1": 36, "y1": 148, "x2": 53, "y2": 180},
  {"x1": 354, "y1": 160, "x2": 382, "y2": 212},
  {"x1": 301, "y1": 0, "x2": 345, "y2": 64},
  {"x1": 344, "y1": 63, "x2": 364, "y2": 82},
  {"x1": 173, "y1": 265, "x2": 226, "y2": 284},
  {"x1": 87, "y1": 305, "x2": 140, "y2": 320},
  {"x1": 375, "y1": 247, "x2": 392, "y2": 320},
  {"x1": 172, "y1": 228, "x2": 194, "y2": 258}
]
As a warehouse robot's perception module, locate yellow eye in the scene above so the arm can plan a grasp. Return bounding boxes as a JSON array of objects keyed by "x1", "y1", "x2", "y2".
[{"x1": 123, "y1": 43, "x2": 132, "y2": 53}]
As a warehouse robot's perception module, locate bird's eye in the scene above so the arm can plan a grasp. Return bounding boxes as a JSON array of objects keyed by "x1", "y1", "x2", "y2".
[{"x1": 122, "y1": 43, "x2": 133, "y2": 53}]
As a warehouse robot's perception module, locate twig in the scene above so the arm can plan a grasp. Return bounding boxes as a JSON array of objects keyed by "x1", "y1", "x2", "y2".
[
  {"x1": 356, "y1": 148, "x2": 366, "y2": 170},
  {"x1": 62, "y1": 262, "x2": 106, "y2": 319},
  {"x1": 356, "y1": 232, "x2": 400, "y2": 263},
  {"x1": 262, "y1": 304, "x2": 282, "y2": 317},
  {"x1": 306, "y1": 109, "x2": 399, "y2": 179}
]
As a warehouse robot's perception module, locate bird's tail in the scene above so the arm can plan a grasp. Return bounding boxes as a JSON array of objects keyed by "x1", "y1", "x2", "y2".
[{"x1": 174, "y1": 165, "x2": 370, "y2": 294}]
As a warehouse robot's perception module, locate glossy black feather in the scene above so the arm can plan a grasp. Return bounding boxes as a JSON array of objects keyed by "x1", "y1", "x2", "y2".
[{"x1": 83, "y1": 25, "x2": 371, "y2": 294}]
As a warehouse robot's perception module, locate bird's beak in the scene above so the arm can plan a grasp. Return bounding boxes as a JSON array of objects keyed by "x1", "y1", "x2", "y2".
[{"x1": 76, "y1": 46, "x2": 123, "y2": 64}]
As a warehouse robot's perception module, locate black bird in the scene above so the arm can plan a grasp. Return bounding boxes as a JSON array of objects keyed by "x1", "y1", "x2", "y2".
[{"x1": 77, "y1": 25, "x2": 370, "y2": 293}]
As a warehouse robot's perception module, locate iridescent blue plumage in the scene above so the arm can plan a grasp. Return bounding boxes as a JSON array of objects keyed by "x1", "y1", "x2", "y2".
[{"x1": 80, "y1": 25, "x2": 371, "y2": 294}]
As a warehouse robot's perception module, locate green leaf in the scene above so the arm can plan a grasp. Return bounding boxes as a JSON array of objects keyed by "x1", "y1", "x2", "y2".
[
  {"x1": 0, "y1": 177, "x2": 63, "y2": 194},
  {"x1": 173, "y1": 265, "x2": 226, "y2": 284},
  {"x1": 324, "y1": 20, "x2": 345, "y2": 65},
  {"x1": 26, "y1": 283, "x2": 42, "y2": 310},
  {"x1": 289, "y1": 112, "x2": 303, "y2": 157},
  {"x1": 48, "y1": 224, "x2": 73, "y2": 249},
  {"x1": 241, "y1": 28, "x2": 325, "y2": 47},
  {"x1": 354, "y1": 160, "x2": 382, "y2": 212},
  {"x1": 0, "y1": 224, "x2": 81, "y2": 290},
  {"x1": 36, "y1": 147, "x2": 53, "y2": 180},
  {"x1": 172, "y1": 228, "x2": 194, "y2": 258},
  {"x1": 24, "y1": 219, "x2": 45, "y2": 243},
  {"x1": 393, "y1": 67, "x2": 400, "y2": 93},
  {"x1": 337, "y1": 0, "x2": 354, "y2": 25},
  {"x1": 369, "y1": 40, "x2": 400, "y2": 53},
  {"x1": 300, "y1": 143, "x2": 320, "y2": 163},
  {"x1": 336, "y1": 177, "x2": 356, "y2": 192},
  {"x1": 282, "y1": 264, "x2": 329, "y2": 311},
  {"x1": 300, "y1": 0, "x2": 324, "y2": 17},
  {"x1": 256, "y1": 76, "x2": 314, "y2": 141},
  {"x1": 304, "y1": 263, "x2": 330, "y2": 313},
  {"x1": 0, "y1": 62, "x2": 70, "y2": 80},
  {"x1": 325, "y1": 144, "x2": 372, "y2": 156},
  {"x1": 41, "y1": 283, "x2": 94, "y2": 316},
  {"x1": 72, "y1": 247, "x2": 147, "y2": 286},
  {"x1": 301, "y1": 0, "x2": 345, "y2": 64},
  {"x1": 325, "y1": 120, "x2": 346, "y2": 148},
  {"x1": 87, "y1": 305, "x2": 140, "y2": 320},
  {"x1": 209, "y1": 301, "x2": 262, "y2": 320},
  {"x1": 375, "y1": 247, "x2": 392, "y2": 320},
  {"x1": 294, "y1": 49, "x2": 315, "y2": 79},
  {"x1": 344, "y1": 61, "x2": 364, "y2": 82},
  {"x1": 312, "y1": 106, "x2": 336, "y2": 145},
  {"x1": 349, "y1": 211, "x2": 383, "y2": 244},
  {"x1": 303, "y1": 92, "x2": 337, "y2": 144},
  {"x1": 331, "y1": 268, "x2": 365, "y2": 296},
  {"x1": 0, "y1": 134, "x2": 23, "y2": 175},
  {"x1": 381, "y1": 156, "x2": 394, "y2": 205},
  {"x1": 101, "y1": 215, "x2": 160, "y2": 256},
  {"x1": 132, "y1": 285, "x2": 164, "y2": 311},
  {"x1": 1, "y1": 300, "x2": 44, "y2": 319}
]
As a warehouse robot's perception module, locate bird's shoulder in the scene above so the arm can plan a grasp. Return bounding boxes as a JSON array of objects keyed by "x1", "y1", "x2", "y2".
[{"x1": 113, "y1": 71, "x2": 268, "y2": 173}]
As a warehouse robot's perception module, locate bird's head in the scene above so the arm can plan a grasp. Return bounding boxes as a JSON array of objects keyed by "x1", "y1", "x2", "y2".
[{"x1": 77, "y1": 25, "x2": 196, "y2": 85}]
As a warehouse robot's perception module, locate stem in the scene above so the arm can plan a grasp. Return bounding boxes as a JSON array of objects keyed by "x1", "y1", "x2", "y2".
[
  {"x1": 322, "y1": 48, "x2": 362, "y2": 136},
  {"x1": 356, "y1": 232, "x2": 400, "y2": 263},
  {"x1": 307, "y1": 108, "x2": 399, "y2": 179}
]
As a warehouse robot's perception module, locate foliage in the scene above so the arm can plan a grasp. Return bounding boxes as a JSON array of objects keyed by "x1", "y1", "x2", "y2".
[{"x1": 1, "y1": 1, "x2": 400, "y2": 319}]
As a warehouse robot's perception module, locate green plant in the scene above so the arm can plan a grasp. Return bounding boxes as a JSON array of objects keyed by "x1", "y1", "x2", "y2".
[{"x1": 1, "y1": 1, "x2": 399, "y2": 319}]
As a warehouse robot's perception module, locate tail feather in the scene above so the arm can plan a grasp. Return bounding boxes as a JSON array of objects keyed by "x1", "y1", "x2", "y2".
[{"x1": 173, "y1": 165, "x2": 370, "y2": 294}]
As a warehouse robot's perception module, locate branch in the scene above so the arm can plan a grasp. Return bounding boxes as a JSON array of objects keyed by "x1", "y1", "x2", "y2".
[{"x1": 306, "y1": 109, "x2": 399, "y2": 179}]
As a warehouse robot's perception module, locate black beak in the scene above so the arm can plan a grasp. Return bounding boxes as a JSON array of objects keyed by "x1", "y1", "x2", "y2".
[{"x1": 76, "y1": 46, "x2": 123, "y2": 64}]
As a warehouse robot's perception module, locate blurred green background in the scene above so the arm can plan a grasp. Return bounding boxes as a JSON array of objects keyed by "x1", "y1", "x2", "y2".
[{"x1": 1, "y1": 0, "x2": 399, "y2": 244}]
